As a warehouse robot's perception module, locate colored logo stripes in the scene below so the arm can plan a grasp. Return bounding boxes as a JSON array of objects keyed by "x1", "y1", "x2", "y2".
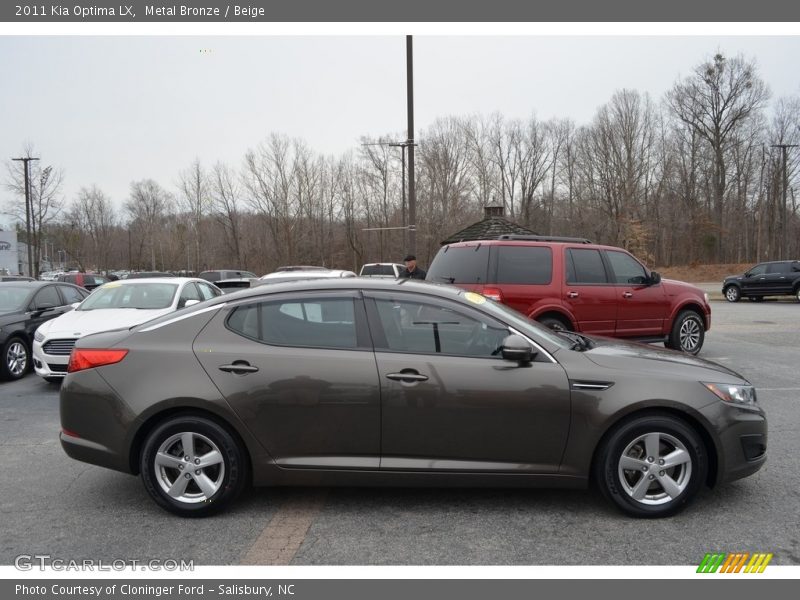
[{"x1": 697, "y1": 552, "x2": 773, "y2": 573}]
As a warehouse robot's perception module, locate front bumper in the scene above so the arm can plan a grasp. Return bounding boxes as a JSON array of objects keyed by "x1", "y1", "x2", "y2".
[
  {"x1": 700, "y1": 401, "x2": 767, "y2": 485},
  {"x1": 32, "y1": 340, "x2": 70, "y2": 379}
]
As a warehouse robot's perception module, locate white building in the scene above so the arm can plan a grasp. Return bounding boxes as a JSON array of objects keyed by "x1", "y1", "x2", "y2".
[{"x1": 0, "y1": 230, "x2": 22, "y2": 276}]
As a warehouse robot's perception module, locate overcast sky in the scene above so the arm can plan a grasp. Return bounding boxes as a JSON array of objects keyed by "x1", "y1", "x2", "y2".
[{"x1": 1, "y1": 35, "x2": 799, "y2": 225}]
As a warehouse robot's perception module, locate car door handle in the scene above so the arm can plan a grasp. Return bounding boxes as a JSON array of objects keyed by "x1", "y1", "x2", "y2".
[
  {"x1": 386, "y1": 371, "x2": 429, "y2": 383},
  {"x1": 567, "y1": 291, "x2": 579, "y2": 298},
  {"x1": 219, "y1": 362, "x2": 259, "y2": 374},
  {"x1": 622, "y1": 292, "x2": 633, "y2": 298}
]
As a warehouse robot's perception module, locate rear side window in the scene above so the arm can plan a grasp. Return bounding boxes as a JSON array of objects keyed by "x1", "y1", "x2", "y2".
[
  {"x1": 227, "y1": 297, "x2": 358, "y2": 349},
  {"x1": 427, "y1": 245, "x2": 490, "y2": 284},
  {"x1": 200, "y1": 272, "x2": 220, "y2": 282},
  {"x1": 766, "y1": 262, "x2": 790, "y2": 274},
  {"x1": 495, "y1": 246, "x2": 552, "y2": 284},
  {"x1": 566, "y1": 249, "x2": 608, "y2": 284}
]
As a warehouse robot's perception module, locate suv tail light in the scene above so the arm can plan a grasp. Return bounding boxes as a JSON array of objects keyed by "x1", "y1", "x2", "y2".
[
  {"x1": 482, "y1": 287, "x2": 504, "y2": 302},
  {"x1": 67, "y1": 349, "x2": 129, "y2": 373}
]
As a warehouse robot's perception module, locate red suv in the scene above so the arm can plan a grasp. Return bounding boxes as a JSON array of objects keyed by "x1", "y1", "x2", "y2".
[{"x1": 426, "y1": 235, "x2": 711, "y2": 354}]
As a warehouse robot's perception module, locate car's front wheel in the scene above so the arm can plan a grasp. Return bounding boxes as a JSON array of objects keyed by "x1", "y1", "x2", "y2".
[
  {"x1": 666, "y1": 310, "x2": 704, "y2": 354},
  {"x1": 1, "y1": 336, "x2": 29, "y2": 381},
  {"x1": 724, "y1": 285, "x2": 740, "y2": 302},
  {"x1": 594, "y1": 414, "x2": 708, "y2": 518},
  {"x1": 140, "y1": 415, "x2": 248, "y2": 517}
]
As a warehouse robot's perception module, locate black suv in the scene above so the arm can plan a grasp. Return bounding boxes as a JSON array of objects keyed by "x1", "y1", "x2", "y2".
[{"x1": 722, "y1": 261, "x2": 800, "y2": 302}]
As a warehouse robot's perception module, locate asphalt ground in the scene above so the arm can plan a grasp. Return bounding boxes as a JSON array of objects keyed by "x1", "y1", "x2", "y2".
[{"x1": 1, "y1": 299, "x2": 798, "y2": 566}]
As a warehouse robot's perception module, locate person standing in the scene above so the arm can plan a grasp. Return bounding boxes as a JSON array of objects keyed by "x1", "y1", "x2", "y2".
[{"x1": 400, "y1": 254, "x2": 426, "y2": 280}]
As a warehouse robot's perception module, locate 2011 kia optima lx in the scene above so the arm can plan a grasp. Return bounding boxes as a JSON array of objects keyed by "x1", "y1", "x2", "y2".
[{"x1": 59, "y1": 279, "x2": 766, "y2": 518}]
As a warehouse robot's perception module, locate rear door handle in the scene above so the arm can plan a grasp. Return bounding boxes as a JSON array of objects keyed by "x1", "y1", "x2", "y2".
[
  {"x1": 622, "y1": 292, "x2": 633, "y2": 298},
  {"x1": 219, "y1": 362, "x2": 259, "y2": 374},
  {"x1": 567, "y1": 291, "x2": 579, "y2": 298},
  {"x1": 386, "y1": 371, "x2": 429, "y2": 383}
]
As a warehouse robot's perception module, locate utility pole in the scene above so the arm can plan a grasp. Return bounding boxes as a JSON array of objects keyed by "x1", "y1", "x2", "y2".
[
  {"x1": 11, "y1": 155, "x2": 39, "y2": 277},
  {"x1": 771, "y1": 144, "x2": 798, "y2": 260},
  {"x1": 406, "y1": 34, "x2": 416, "y2": 256}
]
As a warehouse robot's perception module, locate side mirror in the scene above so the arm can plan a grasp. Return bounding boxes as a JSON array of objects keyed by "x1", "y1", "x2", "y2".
[
  {"x1": 744, "y1": 271, "x2": 752, "y2": 278},
  {"x1": 648, "y1": 271, "x2": 661, "y2": 285},
  {"x1": 184, "y1": 299, "x2": 201, "y2": 308},
  {"x1": 500, "y1": 334, "x2": 535, "y2": 364}
]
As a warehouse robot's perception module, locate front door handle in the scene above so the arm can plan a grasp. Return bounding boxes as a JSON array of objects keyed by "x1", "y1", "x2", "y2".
[
  {"x1": 622, "y1": 292, "x2": 633, "y2": 298},
  {"x1": 386, "y1": 370, "x2": 429, "y2": 383},
  {"x1": 219, "y1": 362, "x2": 259, "y2": 374},
  {"x1": 567, "y1": 291, "x2": 579, "y2": 298}
]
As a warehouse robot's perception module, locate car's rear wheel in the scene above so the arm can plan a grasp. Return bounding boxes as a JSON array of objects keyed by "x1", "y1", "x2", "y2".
[
  {"x1": 594, "y1": 414, "x2": 707, "y2": 518},
  {"x1": 795, "y1": 287, "x2": 800, "y2": 303},
  {"x1": 724, "y1": 286, "x2": 740, "y2": 302},
  {"x1": 140, "y1": 415, "x2": 248, "y2": 517},
  {"x1": 1, "y1": 336, "x2": 29, "y2": 381},
  {"x1": 538, "y1": 315, "x2": 571, "y2": 332},
  {"x1": 666, "y1": 310, "x2": 704, "y2": 354}
]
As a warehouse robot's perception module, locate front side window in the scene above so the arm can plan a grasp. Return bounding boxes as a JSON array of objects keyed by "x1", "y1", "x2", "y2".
[
  {"x1": 58, "y1": 285, "x2": 86, "y2": 304},
  {"x1": 227, "y1": 297, "x2": 358, "y2": 349},
  {"x1": 747, "y1": 264, "x2": 768, "y2": 276},
  {"x1": 372, "y1": 297, "x2": 508, "y2": 357},
  {"x1": 197, "y1": 282, "x2": 221, "y2": 300},
  {"x1": 566, "y1": 248, "x2": 608, "y2": 284},
  {"x1": 606, "y1": 251, "x2": 648, "y2": 285},
  {"x1": 33, "y1": 286, "x2": 62, "y2": 309}
]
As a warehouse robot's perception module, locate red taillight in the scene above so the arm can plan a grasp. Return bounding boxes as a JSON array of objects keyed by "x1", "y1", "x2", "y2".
[
  {"x1": 62, "y1": 428, "x2": 80, "y2": 438},
  {"x1": 482, "y1": 287, "x2": 504, "y2": 302},
  {"x1": 67, "y1": 349, "x2": 129, "y2": 373}
]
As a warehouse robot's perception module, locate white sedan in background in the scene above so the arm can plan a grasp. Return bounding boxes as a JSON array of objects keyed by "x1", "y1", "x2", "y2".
[{"x1": 33, "y1": 278, "x2": 221, "y2": 383}]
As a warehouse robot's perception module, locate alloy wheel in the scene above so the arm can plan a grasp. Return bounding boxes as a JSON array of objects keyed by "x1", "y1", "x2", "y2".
[
  {"x1": 6, "y1": 341, "x2": 28, "y2": 377},
  {"x1": 725, "y1": 286, "x2": 739, "y2": 302},
  {"x1": 154, "y1": 432, "x2": 226, "y2": 503},
  {"x1": 679, "y1": 317, "x2": 702, "y2": 353},
  {"x1": 617, "y1": 431, "x2": 693, "y2": 505}
]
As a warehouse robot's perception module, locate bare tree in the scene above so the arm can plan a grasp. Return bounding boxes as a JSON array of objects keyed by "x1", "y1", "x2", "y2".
[
  {"x1": 178, "y1": 159, "x2": 210, "y2": 273},
  {"x1": 125, "y1": 180, "x2": 168, "y2": 270},
  {"x1": 667, "y1": 53, "x2": 770, "y2": 260}
]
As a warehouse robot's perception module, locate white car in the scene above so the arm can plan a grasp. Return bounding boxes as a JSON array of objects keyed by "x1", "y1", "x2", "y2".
[
  {"x1": 256, "y1": 268, "x2": 357, "y2": 285},
  {"x1": 359, "y1": 263, "x2": 406, "y2": 278},
  {"x1": 32, "y1": 277, "x2": 222, "y2": 383}
]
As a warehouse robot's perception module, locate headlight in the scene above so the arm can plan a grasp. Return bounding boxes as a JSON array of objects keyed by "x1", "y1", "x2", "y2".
[
  {"x1": 702, "y1": 382, "x2": 757, "y2": 406},
  {"x1": 34, "y1": 329, "x2": 45, "y2": 343},
  {"x1": 704, "y1": 293, "x2": 709, "y2": 303}
]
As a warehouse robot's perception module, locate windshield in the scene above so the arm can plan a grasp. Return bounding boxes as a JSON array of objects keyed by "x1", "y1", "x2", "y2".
[
  {"x1": 0, "y1": 287, "x2": 31, "y2": 313},
  {"x1": 469, "y1": 292, "x2": 572, "y2": 350},
  {"x1": 78, "y1": 282, "x2": 178, "y2": 311}
]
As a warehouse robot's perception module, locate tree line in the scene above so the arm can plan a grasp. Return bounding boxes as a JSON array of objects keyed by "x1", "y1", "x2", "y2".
[{"x1": 4, "y1": 52, "x2": 799, "y2": 277}]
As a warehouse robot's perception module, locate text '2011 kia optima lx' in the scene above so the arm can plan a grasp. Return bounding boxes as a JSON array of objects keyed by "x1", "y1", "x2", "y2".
[{"x1": 59, "y1": 279, "x2": 766, "y2": 518}]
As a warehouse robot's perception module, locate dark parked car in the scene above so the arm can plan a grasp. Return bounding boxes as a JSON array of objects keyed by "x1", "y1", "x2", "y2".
[
  {"x1": 722, "y1": 260, "x2": 800, "y2": 302},
  {"x1": 0, "y1": 281, "x2": 89, "y2": 380},
  {"x1": 427, "y1": 235, "x2": 711, "y2": 354},
  {"x1": 60, "y1": 279, "x2": 765, "y2": 518},
  {"x1": 56, "y1": 272, "x2": 110, "y2": 290},
  {"x1": 198, "y1": 270, "x2": 257, "y2": 282}
]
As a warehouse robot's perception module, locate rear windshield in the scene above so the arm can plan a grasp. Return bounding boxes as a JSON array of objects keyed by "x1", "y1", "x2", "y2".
[
  {"x1": 427, "y1": 245, "x2": 490, "y2": 284},
  {"x1": 361, "y1": 265, "x2": 396, "y2": 276}
]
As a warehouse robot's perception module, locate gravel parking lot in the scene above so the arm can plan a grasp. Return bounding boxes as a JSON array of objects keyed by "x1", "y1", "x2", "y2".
[{"x1": 1, "y1": 299, "x2": 798, "y2": 566}]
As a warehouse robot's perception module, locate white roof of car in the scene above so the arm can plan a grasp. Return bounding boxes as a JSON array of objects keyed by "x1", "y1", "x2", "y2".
[
  {"x1": 259, "y1": 269, "x2": 356, "y2": 280},
  {"x1": 98, "y1": 277, "x2": 205, "y2": 285}
]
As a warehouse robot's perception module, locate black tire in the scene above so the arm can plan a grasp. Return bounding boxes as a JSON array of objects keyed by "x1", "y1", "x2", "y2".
[
  {"x1": 43, "y1": 377, "x2": 63, "y2": 384},
  {"x1": 140, "y1": 415, "x2": 248, "y2": 517},
  {"x1": 594, "y1": 414, "x2": 708, "y2": 518},
  {"x1": 666, "y1": 310, "x2": 704, "y2": 355},
  {"x1": 795, "y1": 287, "x2": 800, "y2": 303},
  {"x1": 723, "y1": 285, "x2": 740, "y2": 302},
  {"x1": 538, "y1": 315, "x2": 571, "y2": 332},
  {"x1": 1, "y1": 336, "x2": 30, "y2": 381}
]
